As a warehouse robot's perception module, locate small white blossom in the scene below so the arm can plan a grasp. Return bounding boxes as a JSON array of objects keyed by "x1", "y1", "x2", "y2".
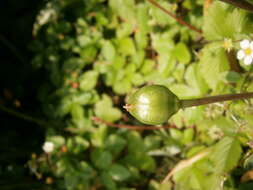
[
  {"x1": 237, "y1": 39, "x2": 253, "y2": 65},
  {"x1": 42, "y1": 141, "x2": 54, "y2": 153}
]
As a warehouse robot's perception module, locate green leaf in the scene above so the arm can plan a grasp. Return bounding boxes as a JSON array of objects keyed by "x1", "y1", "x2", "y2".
[
  {"x1": 199, "y1": 44, "x2": 229, "y2": 90},
  {"x1": 172, "y1": 43, "x2": 191, "y2": 64},
  {"x1": 210, "y1": 136, "x2": 242, "y2": 173},
  {"x1": 131, "y1": 73, "x2": 144, "y2": 86},
  {"x1": 91, "y1": 124, "x2": 107, "y2": 147},
  {"x1": 105, "y1": 134, "x2": 127, "y2": 156},
  {"x1": 225, "y1": 71, "x2": 242, "y2": 83},
  {"x1": 139, "y1": 154, "x2": 156, "y2": 172},
  {"x1": 117, "y1": 22, "x2": 135, "y2": 38},
  {"x1": 79, "y1": 161, "x2": 94, "y2": 180},
  {"x1": 80, "y1": 45, "x2": 98, "y2": 63},
  {"x1": 79, "y1": 71, "x2": 99, "y2": 91},
  {"x1": 113, "y1": 79, "x2": 132, "y2": 94},
  {"x1": 174, "y1": 159, "x2": 221, "y2": 190},
  {"x1": 101, "y1": 41, "x2": 116, "y2": 62},
  {"x1": 127, "y1": 131, "x2": 145, "y2": 154},
  {"x1": 140, "y1": 59, "x2": 156, "y2": 74},
  {"x1": 48, "y1": 136, "x2": 65, "y2": 148},
  {"x1": 101, "y1": 172, "x2": 117, "y2": 190},
  {"x1": 123, "y1": 153, "x2": 156, "y2": 172},
  {"x1": 71, "y1": 136, "x2": 89, "y2": 154},
  {"x1": 182, "y1": 128, "x2": 194, "y2": 145},
  {"x1": 184, "y1": 63, "x2": 209, "y2": 95},
  {"x1": 117, "y1": 37, "x2": 136, "y2": 56},
  {"x1": 109, "y1": 0, "x2": 136, "y2": 23},
  {"x1": 109, "y1": 164, "x2": 131, "y2": 181},
  {"x1": 149, "y1": 1, "x2": 176, "y2": 25},
  {"x1": 71, "y1": 91, "x2": 99, "y2": 105},
  {"x1": 151, "y1": 32, "x2": 174, "y2": 55},
  {"x1": 70, "y1": 104, "x2": 85, "y2": 129},
  {"x1": 170, "y1": 128, "x2": 183, "y2": 141},
  {"x1": 203, "y1": 1, "x2": 248, "y2": 40},
  {"x1": 91, "y1": 149, "x2": 113, "y2": 170},
  {"x1": 95, "y1": 94, "x2": 122, "y2": 122},
  {"x1": 144, "y1": 135, "x2": 161, "y2": 151}
]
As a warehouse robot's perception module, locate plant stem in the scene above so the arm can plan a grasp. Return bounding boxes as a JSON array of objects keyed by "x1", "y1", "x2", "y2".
[
  {"x1": 180, "y1": 92, "x2": 253, "y2": 108},
  {"x1": 147, "y1": 0, "x2": 202, "y2": 34},
  {"x1": 218, "y1": 0, "x2": 253, "y2": 12},
  {"x1": 0, "y1": 104, "x2": 47, "y2": 126}
]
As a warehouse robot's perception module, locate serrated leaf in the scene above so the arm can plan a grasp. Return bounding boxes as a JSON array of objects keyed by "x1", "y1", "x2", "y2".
[
  {"x1": 203, "y1": 1, "x2": 248, "y2": 40},
  {"x1": 211, "y1": 136, "x2": 242, "y2": 173},
  {"x1": 199, "y1": 44, "x2": 229, "y2": 90}
]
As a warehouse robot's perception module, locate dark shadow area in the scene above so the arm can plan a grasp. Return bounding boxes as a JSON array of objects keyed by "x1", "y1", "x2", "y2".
[{"x1": 0, "y1": 0, "x2": 46, "y2": 189}]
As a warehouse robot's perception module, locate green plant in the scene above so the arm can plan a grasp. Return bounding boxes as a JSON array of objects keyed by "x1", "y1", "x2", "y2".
[{"x1": 1, "y1": 0, "x2": 253, "y2": 189}]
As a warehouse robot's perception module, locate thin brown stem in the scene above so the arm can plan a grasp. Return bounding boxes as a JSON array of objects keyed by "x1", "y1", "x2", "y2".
[
  {"x1": 147, "y1": 0, "x2": 202, "y2": 34},
  {"x1": 218, "y1": 0, "x2": 253, "y2": 13},
  {"x1": 181, "y1": 92, "x2": 253, "y2": 108},
  {"x1": 92, "y1": 117, "x2": 176, "y2": 130}
]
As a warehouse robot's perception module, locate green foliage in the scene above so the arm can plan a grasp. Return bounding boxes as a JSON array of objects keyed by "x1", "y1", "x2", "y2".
[
  {"x1": 27, "y1": 0, "x2": 253, "y2": 189},
  {"x1": 210, "y1": 136, "x2": 242, "y2": 173}
]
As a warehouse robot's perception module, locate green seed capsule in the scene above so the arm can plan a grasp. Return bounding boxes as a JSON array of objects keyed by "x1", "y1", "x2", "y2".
[
  {"x1": 125, "y1": 85, "x2": 253, "y2": 125},
  {"x1": 125, "y1": 85, "x2": 180, "y2": 125}
]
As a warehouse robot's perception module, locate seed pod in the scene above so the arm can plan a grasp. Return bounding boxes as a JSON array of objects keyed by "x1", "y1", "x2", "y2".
[
  {"x1": 125, "y1": 85, "x2": 180, "y2": 125},
  {"x1": 125, "y1": 85, "x2": 253, "y2": 125}
]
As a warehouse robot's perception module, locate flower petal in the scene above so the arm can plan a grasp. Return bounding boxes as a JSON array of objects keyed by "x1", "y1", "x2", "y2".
[
  {"x1": 240, "y1": 39, "x2": 250, "y2": 49},
  {"x1": 250, "y1": 41, "x2": 253, "y2": 49},
  {"x1": 237, "y1": 50, "x2": 245, "y2": 60},
  {"x1": 244, "y1": 56, "x2": 253, "y2": 65}
]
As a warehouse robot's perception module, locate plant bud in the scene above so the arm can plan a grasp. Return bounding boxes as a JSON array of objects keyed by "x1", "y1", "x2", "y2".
[{"x1": 125, "y1": 85, "x2": 180, "y2": 125}]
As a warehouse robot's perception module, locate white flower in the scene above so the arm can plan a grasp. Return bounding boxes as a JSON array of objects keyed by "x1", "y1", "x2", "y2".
[
  {"x1": 42, "y1": 141, "x2": 54, "y2": 153},
  {"x1": 237, "y1": 39, "x2": 253, "y2": 65}
]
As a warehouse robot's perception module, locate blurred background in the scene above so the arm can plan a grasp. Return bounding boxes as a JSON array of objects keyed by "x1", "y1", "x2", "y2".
[{"x1": 1, "y1": 0, "x2": 253, "y2": 190}]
